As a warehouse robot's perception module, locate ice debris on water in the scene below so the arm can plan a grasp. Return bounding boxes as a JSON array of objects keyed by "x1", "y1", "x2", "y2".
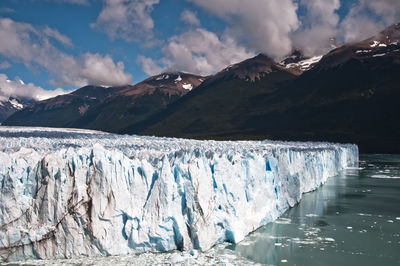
[{"x1": 0, "y1": 127, "x2": 358, "y2": 262}]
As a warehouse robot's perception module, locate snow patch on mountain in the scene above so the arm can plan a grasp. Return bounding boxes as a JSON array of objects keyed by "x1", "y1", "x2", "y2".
[
  {"x1": 182, "y1": 83, "x2": 193, "y2": 90},
  {"x1": 8, "y1": 99, "x2": 24, "y2": 109},
  {"x1": 285, "y1": 56, "x2": 323, "y2": 71},
  {"x1": 0, "y1": 127, "x2": 358, "y2": 262},
  {"x1": 156, "y1": 74, "x2": 170, "y2": 81},
  {"x1": 371, "y1": 41, "x2": 380, "y2": 47},
  {"x1": 373, "y1": 53, "x2": 386, "y2": 57},
  {"x1": 175, "y1": 75, "x2": 182, "y2": 82}
]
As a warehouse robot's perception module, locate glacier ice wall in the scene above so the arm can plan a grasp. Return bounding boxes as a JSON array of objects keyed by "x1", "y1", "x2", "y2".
[{"x1": 0, "y1": 127, "x2": 358, "y2": 262}]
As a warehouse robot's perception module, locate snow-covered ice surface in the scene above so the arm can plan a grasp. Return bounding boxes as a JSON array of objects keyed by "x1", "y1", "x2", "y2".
[{"x1": 0, "y1": 127, "x2": 358, "y2": 262}]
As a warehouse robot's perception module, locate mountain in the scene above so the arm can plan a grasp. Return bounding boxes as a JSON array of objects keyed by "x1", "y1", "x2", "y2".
[
  {"x1": 70, "y1": 73, "x2": 204, "y2": 132},
  {"x1": 123, "y1": 54, "x2": 300, "y2": 137},
  {"x1": 0, "y1": 97, "x2": 35, "y2": 123},
  {"x1": 4, "y1": 24, "x2": 400, "y2": 153},
  {"x1": 280, "y1": 50, "x2": 323, "y2": 73},
  {"x1": 3, "y1": 73, "x2": 204, "y2": 132},
  {"x1": 130, "y1": 23, "x2": 400, "y2": 153},
  {"x1": 3, "y1": 85, "x2": 115, "y2": 127}
]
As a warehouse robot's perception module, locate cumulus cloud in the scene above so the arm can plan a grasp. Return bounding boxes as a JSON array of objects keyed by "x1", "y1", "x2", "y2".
[
  {"x1": 340, "y1": 0, "x2": 400, "y2": 43},
  {"x1": 359, "y1": 0, "x2": 400, "y2": 24},
  {"x1": 180, "y1": 10, "x2": 200, "y2": 26},
  {"x1": 138, "y1": 55, "x2": 164, "y2": 76},
  {"x1": 0, "y1": 74, "x2": 67, "y2": 102},
  {"x1": 340, "y1": 12, "x2": 384, "y2": 43},
  {"x1": 292, "y1": 0, "x2": 340, "y2": 56},
  {"x1": 0, "y1": 17, "x2": 132, "y2": 87},
  {"x1": 92, "y1": 0, "x2": 160, "y2": 42},
  {"x1": 187, "y1": 0, "x2": 299, "y2": 59},
  {"x1": 79, "y1": 53, "x2": 132, "y2": 87},
  {"x1": 139, "y1": 28, "x2": 255, "y2": 76}
]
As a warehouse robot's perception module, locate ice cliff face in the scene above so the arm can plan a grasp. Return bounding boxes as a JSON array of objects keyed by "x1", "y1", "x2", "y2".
[{"x1": 0, "y1": 127, "x2": 358, "y2": 262}]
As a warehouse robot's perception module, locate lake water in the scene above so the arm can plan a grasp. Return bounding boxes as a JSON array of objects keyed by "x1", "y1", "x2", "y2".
[
  {"x1": 226, "y1": 154, "x2": 400, "y2": 266},
  {"x1": 6, "y1": 155, "x2": 400, "y2": 266}
]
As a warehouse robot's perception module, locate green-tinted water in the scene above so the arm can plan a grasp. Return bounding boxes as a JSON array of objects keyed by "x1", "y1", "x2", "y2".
[{"x1": 228, "y1": 155, "x2": 400, "y2": 266}]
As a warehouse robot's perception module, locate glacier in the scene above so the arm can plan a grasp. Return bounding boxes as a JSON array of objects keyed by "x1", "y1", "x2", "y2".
[{"x1": 0, "y1": 127, "x2": 358, "y2": 262}]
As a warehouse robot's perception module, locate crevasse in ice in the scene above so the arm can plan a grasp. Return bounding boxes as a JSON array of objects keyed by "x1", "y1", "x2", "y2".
[{"x1": 0, "y1": 127, "x2": 358, "y2": 262}]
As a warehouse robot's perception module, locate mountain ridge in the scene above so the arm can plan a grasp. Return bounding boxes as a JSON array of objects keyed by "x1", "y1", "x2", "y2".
[{"x1": 3, "y1": 23, "x2": 400, "y2": 153}]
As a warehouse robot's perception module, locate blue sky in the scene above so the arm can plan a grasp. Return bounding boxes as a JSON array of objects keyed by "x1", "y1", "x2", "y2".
[{"x1": 0, "y1": 0, "x2": 398, "y2": 100}]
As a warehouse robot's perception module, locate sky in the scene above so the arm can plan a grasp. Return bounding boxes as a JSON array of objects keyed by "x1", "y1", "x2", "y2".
[{"x1": 0, "y1": 0, "x2": 399, "y2": 101}]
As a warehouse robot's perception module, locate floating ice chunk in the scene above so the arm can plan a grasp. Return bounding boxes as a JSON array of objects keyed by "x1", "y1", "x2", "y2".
[
  {"x1": 357, "y1": 213, "x2": 372, "y2": 217},
  {"x1": 275, "y1": 218, "x2": 292, "y2": 224},
  {"x1": 371, "y1": 175, "x2": 400, "y2": 179},
  {"x1": 372, "y1": 53, "x2": 386, "y2": 57},
  {"x1": 305, "y1": 214, "x2": 319, "y2": 217}
]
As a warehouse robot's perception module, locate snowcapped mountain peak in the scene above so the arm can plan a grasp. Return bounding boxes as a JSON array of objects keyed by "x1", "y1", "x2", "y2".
[
  {"x1": 0, "y1": 96, "x2": 35, "y2": 122},
  {"x1": 308, "y1": 23, "x2": 400, "y2": 71}
]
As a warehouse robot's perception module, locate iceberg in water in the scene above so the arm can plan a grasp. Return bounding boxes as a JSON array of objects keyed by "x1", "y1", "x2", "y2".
[{"x1": 0, "y1": 127, "x2": 358, "y2": 262}]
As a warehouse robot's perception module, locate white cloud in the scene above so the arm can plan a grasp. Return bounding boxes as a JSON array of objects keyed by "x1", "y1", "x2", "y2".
[
  {"x1": 43, "y1": 26, "x2": 73, "y2": 46},
  {"x1": 180, "y1": 10, "x2": 200, "y2": 27},
  {"x1": 292, "y1": 0, "x2": 340, "y2": 56},
  {"x1": 0, "y1": 17, "x2": 132, "y2": 88},
  {"x1": 0, "y1": 74, "x2": 67, "y2": 102},
  {"x1": 92, "y1": 0, "x2": 160, "y2": 42},
  {"x1": 137, "y1": 55, "x2": 164, "y2": 76},
  {"x1": 187, "y1": 0, "x2": 299, "y2": 59},
  {"x1": 139, "y1": 28, "x2": 255, "y2": 76},
  {"x1": 359, "y1": 0, "x2": 400, "y2": 25},
  {"x1": 340, "y1": 12, "x2": 384, "y2": 43},
  {"x1": 339, "y1": 0, "x2": 400, "y2": 43},
  {"x1": 80, "y1": 53, "x2": 132, "y2": 87}
]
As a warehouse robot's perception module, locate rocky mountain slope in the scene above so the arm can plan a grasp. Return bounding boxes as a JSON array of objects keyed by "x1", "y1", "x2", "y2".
[
  {"x1": 123, "y1": 54, "x2": 300, "y2": 137},
  {"x1": 3, "y1": 73, "x2": 204, "y2": 132},
  {"x1": 132, "y1": 23, "x2": 400, "y2": 153},
  {"x1": 4, "y1": 23, "x2": 400, "y2": 153},
  {"x1": 0, "y1": 97, "x2": 35, "y2": 123}
]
